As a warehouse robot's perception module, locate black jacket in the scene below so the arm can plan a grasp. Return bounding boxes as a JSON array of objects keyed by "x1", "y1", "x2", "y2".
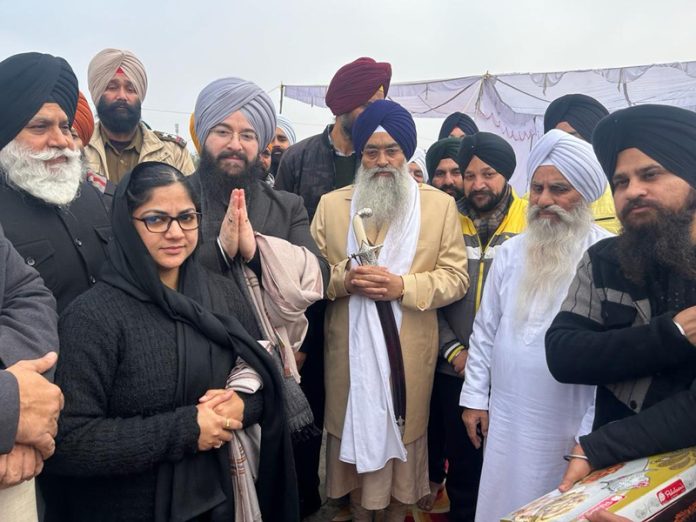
[
  {"x1": 0, "y1": 179, "x2": 112, "y2": 313},
  {"x1": 188, "y1": 172, "x2": 330, "y2": 290},
  {"x1": 274, "y1": 125, "x2": 341, "y2": 222},
  {"x1": 546, "y1": 237, "x2": 696, "y2": 469}
]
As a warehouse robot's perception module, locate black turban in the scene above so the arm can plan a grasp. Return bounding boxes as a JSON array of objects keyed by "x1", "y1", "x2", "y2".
[
  {"x1": 426, "y1": 137, "x2": 461, "y2": 180},
  {"x1": 457, "y1": 132, "x2": 516, "y2": 180},
  {"x1": 592, "y1": 104, "x2": 696, "y2": 188},
  {"x1": 438, "y1": 112, "x2": 479, "y2": 140},
  {"x1": 544, "y1": 94, "x2": 608, "y2": 142},
  {"x1": 0, "y1": 52, "x2": 78, "y2": 150}
]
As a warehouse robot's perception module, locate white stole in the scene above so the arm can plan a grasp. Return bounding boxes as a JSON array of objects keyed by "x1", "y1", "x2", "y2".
[{"x1": 339, "y1": 179, "x2": 420, "y2": 473}]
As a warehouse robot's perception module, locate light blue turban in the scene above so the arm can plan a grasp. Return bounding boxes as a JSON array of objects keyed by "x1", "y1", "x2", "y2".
[
  {"x1": 527, "y1": 129, "x2": 607, "y2": 203},
  {"x1": 194, "y1": 77, "x2": 277, "y2": 149},
  {"x1": 276, "y1": 114, "x2": 296, "y2": 145}
]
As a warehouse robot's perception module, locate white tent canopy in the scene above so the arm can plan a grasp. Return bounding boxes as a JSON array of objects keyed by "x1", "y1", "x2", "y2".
[{"x1": 282, "y1": 60, "x2": 696, "y2": 192}]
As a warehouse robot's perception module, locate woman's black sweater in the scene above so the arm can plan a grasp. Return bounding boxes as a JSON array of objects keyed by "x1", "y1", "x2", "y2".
[{"x1": 43, "y1": 280, "x2": 262, "y2": 521}]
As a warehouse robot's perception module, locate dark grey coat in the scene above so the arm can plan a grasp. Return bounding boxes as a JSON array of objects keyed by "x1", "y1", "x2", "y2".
[
  {"x1": 189, "y1": 171, "x2": 330, "y2": 288},
  {"x1": 0, "y1": 226, "x2": 58, "y2": 454}
]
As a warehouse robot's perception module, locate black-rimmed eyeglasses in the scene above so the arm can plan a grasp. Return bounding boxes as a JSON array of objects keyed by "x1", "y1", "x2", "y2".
[{"x1": 132, "y1": 212, "x2": 202, "y2": 233}]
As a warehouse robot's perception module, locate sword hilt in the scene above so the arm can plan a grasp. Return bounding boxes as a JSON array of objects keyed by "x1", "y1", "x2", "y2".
[{"x1": 351, "y1": 207, "x2": 382, "y2": 266}]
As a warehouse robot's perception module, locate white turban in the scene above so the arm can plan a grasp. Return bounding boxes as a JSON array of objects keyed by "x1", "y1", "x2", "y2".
[
  {"x1": 527, "y1": 129, "x2": 607, "y2": 203},
  {"x1": 408, "y1": 148, "x2": 429, "y2": 183},
  {"x1": 194, "y1": 77, "x2": 276, "y2": 149},
  {"x1": 87, "y1": 48, "x2": 147, "y2": 105},
  {"x1": 276, "y1": 114, "x2": 296, "y2": 145}
]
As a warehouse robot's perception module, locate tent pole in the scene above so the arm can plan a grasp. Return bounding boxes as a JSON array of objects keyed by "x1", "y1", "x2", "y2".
[
  {"x1": 474, "y1": 73, "x2": 489, "y2": 117},
  {"x1": 279, "y1": 83, "x2": 284, "y2": 114}
]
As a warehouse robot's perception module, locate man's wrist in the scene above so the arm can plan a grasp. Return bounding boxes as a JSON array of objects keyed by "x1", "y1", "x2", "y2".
[
  {"x1": 242, "y1": 245, "x2": 257, "y2": 264},
  {"x1": 216, "y1": 237, "x2": 232, "y2": 270},
  {"x1": 445, "y1": 343, "x2": 465, "y2": 364},
  {"x1": 344, "y1": 275, "x2": 352, "y2": 295},
  {"x1": 673, "y1": 318, "x2": 687, "y2": 337}
]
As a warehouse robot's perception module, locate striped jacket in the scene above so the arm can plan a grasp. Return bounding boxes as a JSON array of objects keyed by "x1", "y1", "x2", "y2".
[
  {"x1": 546, "y1": 237, "x2": 696, "y2": 468},
  {"x1": 437, "y1": 191, "x2": 527, "y2": 376}
]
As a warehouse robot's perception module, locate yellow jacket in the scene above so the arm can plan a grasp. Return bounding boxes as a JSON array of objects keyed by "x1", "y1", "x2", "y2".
[{"x1": 591, "y1": 185, "x2": 621, "y2": 234}]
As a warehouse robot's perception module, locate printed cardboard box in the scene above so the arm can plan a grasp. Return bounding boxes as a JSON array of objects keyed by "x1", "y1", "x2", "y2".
[{"x1": 501, "y1": 447, "x2": 696, "y2": 521}]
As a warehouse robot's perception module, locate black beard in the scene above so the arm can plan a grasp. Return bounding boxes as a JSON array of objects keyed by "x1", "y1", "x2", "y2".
[
  {"x1": 617, "y1": 190, "x2": 696, "y2": 284},
  {"x1": 96, "y1": 97, "x2": 141, "y2": 134},
  {"x1": 270, "y1": 146, "x2": 285, "y2": 175},
  {"x1": 465, "y1": 186, "x2": 506, "y2": 213},
  {"x1": 198, "y1": 148, "x2": 263, "y2": 204},
  {"x1": 337, "y1": 114, "x2": 353, "y2": 140},
  {"x1": 440, "y1": 185, "x2": 465, "y2": 201}
]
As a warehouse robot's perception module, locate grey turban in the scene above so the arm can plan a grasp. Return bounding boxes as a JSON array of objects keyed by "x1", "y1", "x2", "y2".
[
  {"x1": 527, "y1": 129, "x2": 607, "y2": 203},
  {"x1": 88, "y1": 48, "x2": 148, "y2": 105},
  {"x1": 276, "y1": 114, "x2": 296, "y2": 145},
  {"x1": 194, "y1": 77, "x2": 276, "y2": 149}
]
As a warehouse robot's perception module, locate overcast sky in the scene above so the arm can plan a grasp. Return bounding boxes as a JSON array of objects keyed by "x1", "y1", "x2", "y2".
[{"x1": 3, "y1": 0, "x2": 696, "y2": 147}]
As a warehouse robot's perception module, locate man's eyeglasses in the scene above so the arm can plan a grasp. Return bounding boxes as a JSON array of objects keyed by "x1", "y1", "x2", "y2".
[
  {"x1": 132, "y1": 212, "x2": 202, "y2": 233},
  {"x1": 209, "y1": 127, "x2": 258, "y2": 143},
  {"x1": 362, "y1": 145, "x2": 403, "y2": 161}
]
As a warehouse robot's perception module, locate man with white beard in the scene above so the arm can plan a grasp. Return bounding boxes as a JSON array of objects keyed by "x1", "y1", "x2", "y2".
[
  {"x1": 460, "y1": 129, "x2": 613, "y2": 522},
  {"x1": 0, "y1": 52, "x2": 111, "y2": 313},
  {"x1": 311, "y1": 100, "x2": 468, "y2": 521}
]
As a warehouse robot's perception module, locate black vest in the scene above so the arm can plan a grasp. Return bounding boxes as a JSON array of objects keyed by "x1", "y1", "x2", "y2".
[{"x1": 0, "y1": 180, "x2": 112, "y2": 313}]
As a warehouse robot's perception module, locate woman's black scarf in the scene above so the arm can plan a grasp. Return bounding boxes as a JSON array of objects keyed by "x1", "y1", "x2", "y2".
[{"x1": 100, "y1": 167, "x2": 299, "y2": 522}]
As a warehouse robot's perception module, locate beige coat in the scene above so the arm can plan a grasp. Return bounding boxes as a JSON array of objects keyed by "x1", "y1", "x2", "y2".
[
  {"x1": 84, "y1": 122, "x2": 195, "y2": 181},
  {"x1": 311, "y1": 184, "x2": 469, "y2": 444}
]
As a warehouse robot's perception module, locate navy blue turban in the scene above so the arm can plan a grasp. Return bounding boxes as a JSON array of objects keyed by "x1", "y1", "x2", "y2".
[
  {"x1": 0, "y1": 52, "x2": 78, "y2": 150},
  {"x1": 592, "y1": 104, "x2": 696, "y2": 188},
  {"x1": 544, "y1": 94, "x2": 609, "y2": 142},
  {"x1": 426, "y1": 137, "x2": 461, "y2": 180},
  {"x1": 352, "y1": 99, "x2": 417, "y2": 160},
  {"x1": 438, "y1": 112, "x2": 479, "y2": 140},
  {"x1": 457, "y1": 132, "x2": 516, "y2": 180}
]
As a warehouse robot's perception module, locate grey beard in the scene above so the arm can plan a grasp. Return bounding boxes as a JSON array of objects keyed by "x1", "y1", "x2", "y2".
[
  {"x1": 0, "y1": 140, "x2": 82, "y2": 206},
  {"x1": 353, "y1": 163, "x2": 413, "y2": 230},
  {"x1": 515, "y1": 202, "x2": 593, "y2": 326}
]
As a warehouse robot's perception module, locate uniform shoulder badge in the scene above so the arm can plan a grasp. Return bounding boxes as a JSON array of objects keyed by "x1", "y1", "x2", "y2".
[{"x1": 154, "y1": 130, "x2": 188, "y2": 148}]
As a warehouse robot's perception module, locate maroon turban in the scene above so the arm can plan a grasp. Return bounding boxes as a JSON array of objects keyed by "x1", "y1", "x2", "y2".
[{"x1": 325, "y1": 57, "x2": 391, "y2": 116}]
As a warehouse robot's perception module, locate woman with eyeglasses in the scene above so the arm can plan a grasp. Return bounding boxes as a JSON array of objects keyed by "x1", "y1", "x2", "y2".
[{"x1": 44, "y1": 162, "x2": 299, "y2": 521}]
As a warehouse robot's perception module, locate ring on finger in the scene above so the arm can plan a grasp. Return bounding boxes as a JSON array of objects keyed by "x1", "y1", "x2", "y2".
[{"x1": 224, "y1": 418, "x2": 232, "y2": 430}]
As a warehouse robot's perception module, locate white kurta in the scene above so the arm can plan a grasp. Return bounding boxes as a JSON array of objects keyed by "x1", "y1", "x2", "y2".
[{"x1": 460, "y1": 225, "x2": 611, "y2": 522}]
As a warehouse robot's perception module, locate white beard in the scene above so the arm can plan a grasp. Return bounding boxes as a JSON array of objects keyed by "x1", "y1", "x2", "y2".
[
  {"x1": 515, "y1": 201, "x2": 593, "y2": 326},
  {"x1": 0, "y1": 140, "x2": 82, "y2": 206},
  {"x1": 353, "y1": 163, "x2": 412, "y2": 230}
]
